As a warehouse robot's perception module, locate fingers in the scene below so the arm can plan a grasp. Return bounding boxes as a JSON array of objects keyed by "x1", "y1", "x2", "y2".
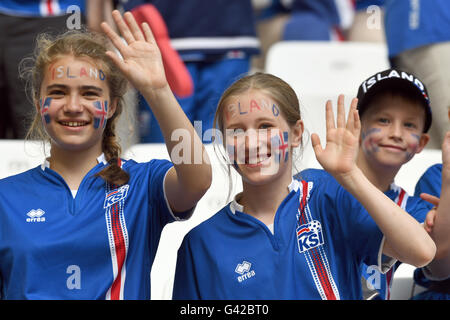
[
  {"x1": 336, "y1": 94, "x2": 345, "y2": 128},
  {"x1": 348, "y1": 98, "x2": 360, "y2": 137},
  {"x1": 141, "y1": 22, "x2": 156, "y2": 44},
  {"x1": 123, "y1": 11, "x2": 145, "y2": 41},
  {"x1": 101, "y1": 21, "x2": 127, "y2": 53},
  {"x1": 325, "y1": 100, "x2": 335, "y2": 131},
  {"x1": 424, "y1": 208, "x2": 437, "y2": 233},
  {"x1": 105, "y1": 50, "x2": 125, "y2": 71},
  {"x1": 420, "y1": 193, "x2": 440, "y2": 206},
  {"x1": 111, "y1": 10, "x2": 136, "y2": 44},
  {"x1": 311, "y1": 133, "x2": 323, "y2": 156}
]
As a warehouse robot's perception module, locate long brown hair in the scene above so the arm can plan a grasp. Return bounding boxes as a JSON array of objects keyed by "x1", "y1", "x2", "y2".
[{"x1": 22, "y1": 29, "x2": 129, "y2": 185}]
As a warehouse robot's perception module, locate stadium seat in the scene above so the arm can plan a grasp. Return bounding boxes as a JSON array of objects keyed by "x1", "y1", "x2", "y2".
[{"x1": 0, "y1": 140, "x2": 48, "y2": 179}]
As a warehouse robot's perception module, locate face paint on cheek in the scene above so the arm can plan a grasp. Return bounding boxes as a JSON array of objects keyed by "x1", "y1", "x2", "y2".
[
  {"x1": 405, "y1": 133, "x2": 421, "y2": 160},
  {"x1": 270, "y1": 131, "x2": 289, "y2": 163},
  {"x1": 361, "y1": 127, "x2": 381, "y2": 154},
  {"x1": 40, "y1": 97, "x2": 52, "y2": 124},
  {"x1": 92, "y1": 100, "x2": 108, "y2": 129}
]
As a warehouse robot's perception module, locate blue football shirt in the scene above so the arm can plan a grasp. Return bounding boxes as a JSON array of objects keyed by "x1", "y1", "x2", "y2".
[
  {"x1": 173, "y1": 169, "x2": 393, "y2": 300},
  {"x1": 0, "y1": 154, "x2": 182, "y2": 299}
]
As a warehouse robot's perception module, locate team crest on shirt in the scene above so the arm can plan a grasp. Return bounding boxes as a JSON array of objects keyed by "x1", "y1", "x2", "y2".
[
  {"x1": 296, "y1": 220, "x2": 324, "y2": 253},
  {"x1": 103, "y1": 184, "x2": 130, "y2": 208}
]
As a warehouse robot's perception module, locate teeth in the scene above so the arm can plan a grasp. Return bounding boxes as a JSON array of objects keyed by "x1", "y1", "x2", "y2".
[{"x1": 61, "y1": 121, "x2": 86, "y2": 127}]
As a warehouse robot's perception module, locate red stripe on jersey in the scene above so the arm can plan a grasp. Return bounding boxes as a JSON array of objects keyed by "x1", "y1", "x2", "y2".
[
  {"x1": 397, "y1": 189, "x2": 406, "y2": 206},
  {"x1": 298, "y1": 180, "x2": 309, "y2": 225},
  {"x1": 311, "y1": 247, "x2": 337, "y2": 300},
  {"x1": 110, "y1": 200, "x2": 126, "y2": 300}
]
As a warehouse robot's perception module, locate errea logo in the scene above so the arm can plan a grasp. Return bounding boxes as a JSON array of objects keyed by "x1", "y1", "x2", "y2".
[
  {"x1": 26, "y1": 209, "x2": 46, "y2": 223},
  {"x1": 235, "y1": 261, "x2": 256, "y2": 283}
]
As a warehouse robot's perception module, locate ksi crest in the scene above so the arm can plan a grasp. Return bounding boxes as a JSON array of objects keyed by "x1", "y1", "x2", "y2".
[
  {"x1": 104, "y1": 184, "x2": 129, "y2": 208},
  {"x1": 296, "y1": 220, "x2": 324, "y2": 253}
]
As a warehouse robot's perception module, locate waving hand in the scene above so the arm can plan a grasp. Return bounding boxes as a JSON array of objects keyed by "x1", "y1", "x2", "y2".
[
  {"x1": 312, "y1": 94, "x2": 360, "y2": 181},
  {"x1": 101, "y1": 10, "x2": 168, "y2": 93}
]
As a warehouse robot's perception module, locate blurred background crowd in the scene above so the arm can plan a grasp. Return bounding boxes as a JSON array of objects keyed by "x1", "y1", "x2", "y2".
[{"x1": 0, "y1": 0, "x2": 449, "y2": 150}]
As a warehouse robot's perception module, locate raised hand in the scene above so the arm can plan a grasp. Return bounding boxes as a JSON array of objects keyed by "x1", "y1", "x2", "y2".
[
  {"x1": 312, "y1": 94, "x2": 360, "y2": 180},
  {"x1": 100, "y1": 10, "x2": 168, "y2": 93}
]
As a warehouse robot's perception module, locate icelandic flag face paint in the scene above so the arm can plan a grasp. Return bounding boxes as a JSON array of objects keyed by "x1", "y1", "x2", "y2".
[
  {"x1": 93, "y1": 100, "x2": 108, "y2": 129},
  {"x1": 40, "y1": 97, "x2": 52, "y2": 124},
  {"x1": 271, "y1": 131, "x2": 289, "y2": 163}
]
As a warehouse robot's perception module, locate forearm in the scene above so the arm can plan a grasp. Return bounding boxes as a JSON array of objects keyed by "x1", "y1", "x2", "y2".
[{"x1": 339, "y1": 168, "x2": 436, "y2": 267}]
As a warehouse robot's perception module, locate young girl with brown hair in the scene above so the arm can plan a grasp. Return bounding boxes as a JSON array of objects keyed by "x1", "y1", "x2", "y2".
[
  {"x1": 172, "y1": 72, "x2": 435, "y2": 299},
  {"x1": 0, "y1": 11, "x2": 211, "y2": 299}
]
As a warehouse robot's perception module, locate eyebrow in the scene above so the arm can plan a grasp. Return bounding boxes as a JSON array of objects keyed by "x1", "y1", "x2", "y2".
[
  {"x1": 46, "y1": 84, "x2": 103, "y2": 93},
  {"x1": 225, "y1": 116, "x2": 277, "y2": 129}
]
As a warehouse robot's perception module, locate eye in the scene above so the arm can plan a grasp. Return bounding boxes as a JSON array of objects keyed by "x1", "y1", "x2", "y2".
[
  {"x1": 259, "y1": 123, "x2": 273, "y2": 130},
  {"x1": 83, "y1": 91, "x2": 101, "y2": 98},
  {"x1": 404, "y1": 122, "x2": 417, "y2": 129},
  {"x1": 226, "y1": 128, "x2": 245, "y2": 137},
  {"x1": 377, "y1": 117, "x2": 389, "y2": 124},
  {"x1": 48, "y1": 89, "x2": 65, "y2": 96}
]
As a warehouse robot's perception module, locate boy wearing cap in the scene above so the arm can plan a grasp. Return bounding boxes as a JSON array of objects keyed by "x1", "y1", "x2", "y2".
[{"x1": 354, "y1": 68, "x2": 449, "y2": 299}]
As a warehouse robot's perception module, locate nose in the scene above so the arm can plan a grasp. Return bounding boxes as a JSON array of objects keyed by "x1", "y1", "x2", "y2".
[
  {"x1": 389, "y1": 121, "x2": 403, "y2": 141},
  {"x1": 63, "y1": 94, "x2": 83, "y2": 113}
]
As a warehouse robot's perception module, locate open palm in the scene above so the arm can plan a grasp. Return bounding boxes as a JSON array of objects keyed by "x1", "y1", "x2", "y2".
[
  {"x1": 101, "y1": 10, "x2": 168, "y2": 93},
  {"x1": 312, "y1": 95, "x2": 360, "y2": 178}
]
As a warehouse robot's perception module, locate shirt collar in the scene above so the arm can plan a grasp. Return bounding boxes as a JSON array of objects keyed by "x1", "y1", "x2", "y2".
[
  {"x1": 230, "y1": 178, "x2": 299, "y2": 214},
  {"x1": 41, "y1": 153, "x2": 107, "y2": 170}
]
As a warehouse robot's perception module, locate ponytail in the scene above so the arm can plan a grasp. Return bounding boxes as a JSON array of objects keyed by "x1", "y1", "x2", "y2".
[{"x1": 96, "y1": 101, "x2": 129, "y2": 186}]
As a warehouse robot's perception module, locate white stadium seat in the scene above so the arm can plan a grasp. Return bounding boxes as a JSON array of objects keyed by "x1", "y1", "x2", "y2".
[{"x1": 0, "y1": 140, "x2": 48, "y2": 179}]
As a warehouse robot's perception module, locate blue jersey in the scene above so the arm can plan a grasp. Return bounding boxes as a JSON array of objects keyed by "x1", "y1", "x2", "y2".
[
  {"x1": 121, "y1": 0, "x2": 259, "y2": 59},
  {"x1": 384, "y1": 0, "x2": 450, "y2": 57},
  {"x1": 415, "y1": 164, "x2": 442, "y2": 203},
  {"x1": 413, "y1": 163, "x2": 450, "y2": 298},
  {"x1": 0, "y1": 0, "x2": 85, "y2": 17},
  {"x1": 361, "y1": 184, "x2": 428, "y2": 300},
  {"x1": 173, "y1": 169, "x2": 392, "y2": 300},
  {"x1": 0, "y1": 155, "x2": 181, "y2": 299}
]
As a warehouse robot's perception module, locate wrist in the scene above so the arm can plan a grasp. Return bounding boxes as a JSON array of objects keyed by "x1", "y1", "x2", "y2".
[{"x1": 335, "y1": 167, "x2": 366, "y2": 193}]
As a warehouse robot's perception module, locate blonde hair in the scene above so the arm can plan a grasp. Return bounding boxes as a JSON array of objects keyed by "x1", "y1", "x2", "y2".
[
  {"x1": 22, "y1": 29, "x2": 129, "y2": 185},
  {"x1": 213, "y1": 72, "x2": 303, "y2": 201}
]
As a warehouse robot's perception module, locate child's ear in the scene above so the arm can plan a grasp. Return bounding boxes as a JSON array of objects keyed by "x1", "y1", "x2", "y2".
[
  {"x1": 416, "y1": 133, "x2": 430, "y2": 153},
  {"x1": 107, "y1": 98, "x2": 118, "y2": 119},
  {"x1": 290, "y1": 119, "x2": 304, "y2": 148}
]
